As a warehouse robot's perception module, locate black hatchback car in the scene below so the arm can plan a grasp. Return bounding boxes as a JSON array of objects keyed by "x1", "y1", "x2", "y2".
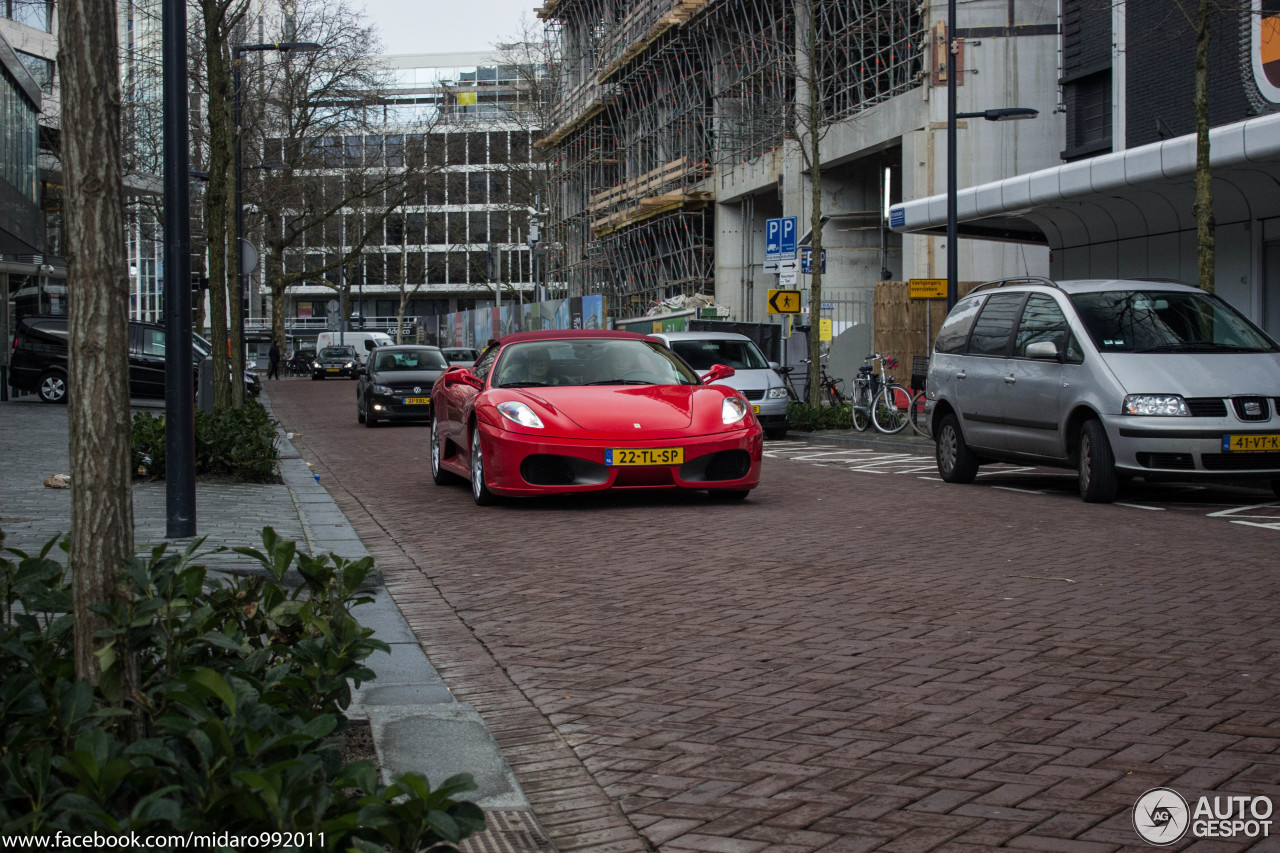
[
  {"x1": 356, "y1": 345, "x2": 448, "y2": 427},
  {"x1": 10, "y1": 315, "x2": 201, "y2": 402},
  {"x1": 311, "y1": 345, "x2": 359, "y2": 379}
]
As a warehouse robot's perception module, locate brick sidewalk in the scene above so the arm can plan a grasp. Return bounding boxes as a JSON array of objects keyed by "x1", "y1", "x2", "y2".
[{"x1": 267, "y1": 380, "x2": 1280, "y2": 853}]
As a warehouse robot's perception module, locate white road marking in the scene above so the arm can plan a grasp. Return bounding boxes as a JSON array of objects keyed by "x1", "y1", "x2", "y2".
[
  {"x1": 1115, "y1": 502, "x2": 1165, "y2": 511},
  {"x1": 992, "y1": 486, "x2": 1044, "y2": 495}
]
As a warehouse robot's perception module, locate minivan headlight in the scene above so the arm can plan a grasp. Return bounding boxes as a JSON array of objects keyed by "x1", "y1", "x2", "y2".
[
  {"x1": 766, "y1": 387, "x2": 788, "y2": 399},
  {"x1": 1123, "y1": 394, "x2": 1190, "y2": 416},
  {"x1": 722, "y1": 397, "x2": 749, "y2": 425}
]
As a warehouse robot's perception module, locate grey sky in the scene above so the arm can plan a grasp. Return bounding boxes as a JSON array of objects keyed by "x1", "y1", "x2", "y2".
[{"x1": 365, "y1": 0, "x2": 539, "y2": 57}]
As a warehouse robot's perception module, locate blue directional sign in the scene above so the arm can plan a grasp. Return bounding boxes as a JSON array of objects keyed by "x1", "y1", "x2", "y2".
[
  {"x1": 765, "y1": 216, "x2": 798, "y2": 261},
  {"x1": 800, "y1": 246, "x2": 826, "y2": 275}
]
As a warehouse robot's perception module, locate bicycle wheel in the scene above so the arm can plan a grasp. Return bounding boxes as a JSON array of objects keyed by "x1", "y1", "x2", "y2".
[
  {"x1": 851, "y1": 385, "x2": 871, "y2": 432},
  {"x1": 872, "y1": 385, "x2": 911, "y2": 434},
  {"x1": 906, "y1": 390, "x2": 929, "y2": 436}
]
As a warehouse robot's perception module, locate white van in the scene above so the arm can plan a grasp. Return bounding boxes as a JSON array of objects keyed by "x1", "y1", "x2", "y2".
[{"x1": 313, "y1": 331, "x2": 394, "y2": 368}]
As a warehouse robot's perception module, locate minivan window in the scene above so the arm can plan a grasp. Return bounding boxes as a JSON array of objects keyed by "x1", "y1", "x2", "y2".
[
  {"x1": 1070, "y1": 290, "x2": 1278, "y2": 353},
  {"x1": 966, "y1": 293, "x2": 1024, "y2": 356},
  {"x1": 934, "y1": 296, "x2": 984, "y2": 354},
  {"x1": 671, "y1": 339, "x2": 768, "y2": 371}
]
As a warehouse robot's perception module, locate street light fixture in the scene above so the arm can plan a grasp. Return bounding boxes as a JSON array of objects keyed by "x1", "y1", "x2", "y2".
[
  {"x1": 945, "y1": 0, "x2": 1037, "y2": 312},
  {"x1": 233, "y1": 41, "x2": 320, "y2": 397}
]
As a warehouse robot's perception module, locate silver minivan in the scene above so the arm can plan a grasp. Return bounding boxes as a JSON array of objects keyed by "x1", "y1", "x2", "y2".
[
  {"x1": 649, "y1": 331, "x2": 791, "y2": 440},
  {"x1": 926, "y1": 277, "x2": 1280, "y2": 502}
]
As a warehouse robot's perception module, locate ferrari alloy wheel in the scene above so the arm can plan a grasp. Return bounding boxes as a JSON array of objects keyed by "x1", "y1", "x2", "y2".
[
  {"x1": 430, "y1": 413, "x2": 459, "y2": 485},
  {"x1": 470, "y1": 428, "x2": 496, "y2": 505}
]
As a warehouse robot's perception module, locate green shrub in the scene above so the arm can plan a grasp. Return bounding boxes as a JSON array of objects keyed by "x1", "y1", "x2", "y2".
[
  {"x1": 0, "y1": 528, "x2": 484, "y2": 851},
  {"x1": 133, "y1": 398, "x2": 279, "y2": 482},
  {"x1": 786, "y1": 401, "x2": 853, "y2": 431}
]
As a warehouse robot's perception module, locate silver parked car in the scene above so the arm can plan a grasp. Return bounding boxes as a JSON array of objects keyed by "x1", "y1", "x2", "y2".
[
  {"x1": 649, "y1": 331, "x2": 790, "y2": 440},
  {"x1": 925, "y1": 277, "x2": 1280, "y2": 502}
]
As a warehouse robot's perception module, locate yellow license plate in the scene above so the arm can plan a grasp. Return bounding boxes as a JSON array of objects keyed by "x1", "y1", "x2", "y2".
[
  {"x1": 751, "y1": 405, "x2": 760, "y2": 414},
  {"x1": 404, "y1": 397, "x2": 430, "y2": 405},
  {"x1": 1224, "y1": 434, "x2": 1280, "y2": 452},
  {"x1": 606, "y1": 447, "x2": 684, "y2": 466},
  {"x1": 326, "y1": 368, "x2": 339, "y2": 373}
]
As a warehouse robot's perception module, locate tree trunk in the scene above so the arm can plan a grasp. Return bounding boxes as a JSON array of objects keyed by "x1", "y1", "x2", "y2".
[
  {"x1": 57, "y1": 0, "x2": 135, "y2": 688},
  {"x1": 203, "y1": 21, "x2": 233, "y2": 409},
  {"x1": 227, "y1": 178, "x2": 245, "y2": 406},
  {"x1": 270, "y1": 243, "x2": 287, "y2": 356},
  {"x1": 1194, "y1": 0, "x2": 1215, "y2": 292}
]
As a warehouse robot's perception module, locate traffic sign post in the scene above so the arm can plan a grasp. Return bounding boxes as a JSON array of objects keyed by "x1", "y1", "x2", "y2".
[
  {"x1": 767, "y1": 289, "x2": 802, "y2": 315},
  {"x1": 800, "y1": 246, "x2": 826, "y2": 275}
]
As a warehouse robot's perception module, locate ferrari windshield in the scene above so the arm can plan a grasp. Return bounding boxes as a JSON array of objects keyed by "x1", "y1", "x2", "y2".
[
  {"x1": 494, "y1": 339, "x2": 700, "y2": 387},
  {"x1": 1070, "y1": 290, "x2": 1278, "y2": 353}
]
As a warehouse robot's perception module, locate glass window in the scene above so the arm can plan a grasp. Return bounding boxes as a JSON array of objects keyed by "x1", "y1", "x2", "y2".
[
  {"x1": 1014, "y1": 294, "x2": 1070, "y2": 357},
  {"x1": 493, "y1": 339, "x2": 699, "y2": 388},
  {"x1": 1070, "y1": 290, "x2": 1279, "y2": 353},
  {"x1": 933, "y1": 296, "x2": 984, "y2": 354},
  {"x1": 471, "y1": 344, "x2": 500, "y2": 379},
  {"x1": 966, "y1": 293, "x2": 1024, "y2": 356},
  {"x1": 671, "y1": 338, "x2": 768, "y2": 371},
  {"x1": 139, "y1": 327, "x2": 165, "y2": 356}
]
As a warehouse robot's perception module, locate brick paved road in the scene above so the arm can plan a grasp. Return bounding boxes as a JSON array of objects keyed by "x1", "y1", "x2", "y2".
[{"x1": 267, "y1": 379, "x2": 1280, "y2": 852}]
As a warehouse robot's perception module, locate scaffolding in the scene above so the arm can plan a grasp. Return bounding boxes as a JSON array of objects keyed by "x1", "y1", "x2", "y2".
[{"x1": 539, "y1": 0, "x2": 924, "y2": 318}]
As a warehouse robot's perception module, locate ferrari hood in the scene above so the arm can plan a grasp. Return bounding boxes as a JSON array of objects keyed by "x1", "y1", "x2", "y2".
[{"x1": 524, "y1": 385, "x2": 699, "y2": 431}]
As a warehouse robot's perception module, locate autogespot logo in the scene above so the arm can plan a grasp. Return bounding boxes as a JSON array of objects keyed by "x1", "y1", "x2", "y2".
[
  {"x1": 1134, "y1": 788, "x2": 1275, "y2": 845},
  {"x1": 1134, "y1": 788, "x2": 1189, "y2": 845}
]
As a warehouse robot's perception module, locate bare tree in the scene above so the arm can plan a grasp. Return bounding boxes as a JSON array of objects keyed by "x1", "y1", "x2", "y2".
[
  {"x1": 57, "y1": 0, "x2": 135, "y2": 693},
  {"x1": 230, "y1": 0, "x2": 439, "y2": 350}
]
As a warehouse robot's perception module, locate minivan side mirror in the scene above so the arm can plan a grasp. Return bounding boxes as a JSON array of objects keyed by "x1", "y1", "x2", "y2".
[
  {"x1": 768, "y1": 361, "x2": 781, "y2": 371},
  {"x1": 1025, "y1": 341, "x2": 1060, "y2": 360}
]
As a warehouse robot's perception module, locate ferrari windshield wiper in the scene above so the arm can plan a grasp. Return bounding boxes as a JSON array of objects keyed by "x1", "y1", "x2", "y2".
[
  {"x1": 498, "y1": 381, "x2": 550, "y2": 388},
  {"x1": 584, "y1": 379, "x2": 657, "y2": 385}
]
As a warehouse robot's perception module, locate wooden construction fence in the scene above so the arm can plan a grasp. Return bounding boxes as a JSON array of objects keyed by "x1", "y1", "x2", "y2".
[{"x1": 872, "y1": 281, "x2": 981, "y2": 388}]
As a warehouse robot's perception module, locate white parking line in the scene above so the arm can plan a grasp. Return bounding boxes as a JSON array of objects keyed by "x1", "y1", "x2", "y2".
[
  {"x1": 991, "y1": 486, "x2": 1045, "y2": 495},
  {"x1": 1115, "y1": 502, "x2": 1166, "y2": 511},
  {"x1": 976, "y1": 466, "x2": 1037, "y2": 477}
]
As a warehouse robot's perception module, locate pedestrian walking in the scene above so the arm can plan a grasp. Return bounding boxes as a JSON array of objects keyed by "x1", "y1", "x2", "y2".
[{"x1": 268, "y1": 340, "x2": 281, "y2": 380}]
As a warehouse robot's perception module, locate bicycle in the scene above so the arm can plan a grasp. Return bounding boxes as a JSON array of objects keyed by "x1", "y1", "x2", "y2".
[
  {"x1": 864, "y1": 353, "x2": 914, "y2": 435},
  {"x1": 773, "y1": 364, "x2": 804, "y2": 403},
  {"x1": 800, "y1": 353, "x2": 846, "y2": 407}
]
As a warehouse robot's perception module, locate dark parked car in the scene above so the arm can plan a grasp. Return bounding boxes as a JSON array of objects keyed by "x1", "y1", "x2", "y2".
[
  {"x1": 441, "y1": 347, "x2": 481, "y2": 368},
  {"x1": 357, "y1": 345, "x2": 449, "y2": 427},
  {"x1": 9, "y1": 315, "x2": 255, "y2": 403},
  {"x1": 311, "y1": 345, "x2": 359, "y2": 379},
  {"x1": 288, "y1": 349, "x2": 316, "y2": 376}
]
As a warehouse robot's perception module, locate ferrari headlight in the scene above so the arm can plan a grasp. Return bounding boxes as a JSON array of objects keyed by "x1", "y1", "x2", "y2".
[
  {"x1": 370, "y1": 383, "x2": 393, "y2": 395},
  {"x1": 1123, "y1": 394, "x2": 1190, "y2": 416},
  {"x1": 497, "y1": 400, "x2": 545, "y2": 429},
  {"x1": 722, "y1": 396, "x2": 749, "y2": 425},
  {"x1": 766, "y1": 387, "x2": 788, "y2": 399}
]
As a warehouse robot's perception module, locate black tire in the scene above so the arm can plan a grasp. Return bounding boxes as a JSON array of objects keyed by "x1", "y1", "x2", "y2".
[
  {"x1": 871, "y1": 387, "x2": 910, "y2": 435},
  {"x1": 1078, "y1": 419, "x2": 1117, "y2": 503},
  {"x1": 37, "y1": 371, "x2": 68, "y2": 404},
  {"x1": 430, "y1": 412, "x2": 461, "y2": 485},
  {"x1": 470, "y1": 428, "x2": 498, "y2": 505},
  {"x1": 852, "y1": 388, "x2": 871, "y2": 432},
  {"x1": 765, "y1": 426, "x2": 788, "y2": 441},
  {"x1": 935, "y1": 414, "x2": 979, "y2": 483},
  {"x1": 364, "y1": 399, "x2": 377, "y2": 428},
  {"x1": 357, "y1": 394, "x2": 366, "y2": 424}
]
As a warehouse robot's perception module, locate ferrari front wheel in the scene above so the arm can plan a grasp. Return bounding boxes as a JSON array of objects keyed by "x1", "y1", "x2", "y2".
[{"x1": 470, "y1": 428, "x2": 498, "y2": 506}]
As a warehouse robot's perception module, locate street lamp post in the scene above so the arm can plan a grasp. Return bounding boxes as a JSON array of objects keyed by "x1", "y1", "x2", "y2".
[
  {"x1": 944, "y1": 0, "x2": 1037, "y2": 311},
  {"x1": 232, "y1": 41, "x2": 319, "y2": 396}
]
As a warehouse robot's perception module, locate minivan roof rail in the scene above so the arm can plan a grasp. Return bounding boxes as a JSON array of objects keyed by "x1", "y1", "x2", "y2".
[{"x1": 968, "y1": 276, "x2": 1060, "y2": 294}]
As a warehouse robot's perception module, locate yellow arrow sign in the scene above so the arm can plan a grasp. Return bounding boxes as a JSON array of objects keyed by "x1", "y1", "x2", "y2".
[
  {"x1": 768, "y1": 289, "x2": 802, "y2": 314},
  {"x1": 909, "y1": 278, "x2": 948, "y2": 299}
]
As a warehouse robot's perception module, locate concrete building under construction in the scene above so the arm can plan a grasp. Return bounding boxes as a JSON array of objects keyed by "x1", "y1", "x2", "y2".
[{"x1": 537, "y1": 0, "x2": 1062, "y2": 344}]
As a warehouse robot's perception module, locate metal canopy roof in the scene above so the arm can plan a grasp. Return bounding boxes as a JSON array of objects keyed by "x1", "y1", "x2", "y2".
[{"x1": 888, "y1": 112, "x2": 1280, "y2": 249}]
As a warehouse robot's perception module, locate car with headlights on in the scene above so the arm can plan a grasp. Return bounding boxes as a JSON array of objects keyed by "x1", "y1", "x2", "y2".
[
  {"x1": 356, "y1": 345, "x2": 449, "y2": 427},
  {"x1": 430, "y1": 330, "x2": 763, "y2": 504},
  {"x1": 648, "y1": 331, "x2": 790, "y2": 440},
  {"x1": 926, "y1": 277, "x2": 1280, "y2": 502},
  {"x1": 311, "y1": 345, "x2": 359, "y2": 380}
]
